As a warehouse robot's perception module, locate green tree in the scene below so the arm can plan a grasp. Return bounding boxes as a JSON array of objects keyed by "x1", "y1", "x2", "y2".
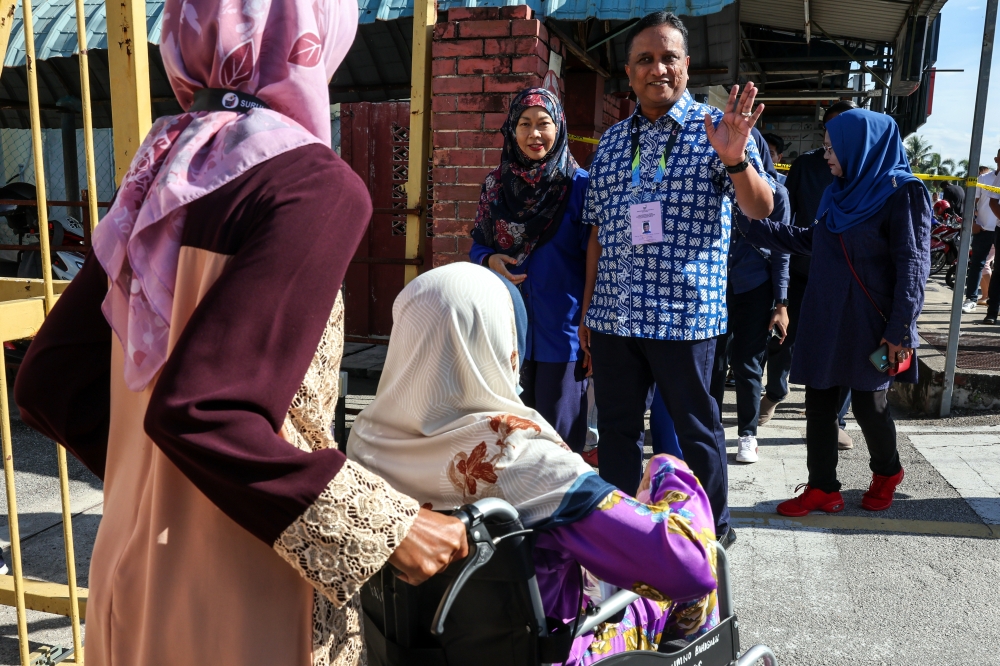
[{"x1": 904, "y1": 134, "x2": 936, "y2": 173}]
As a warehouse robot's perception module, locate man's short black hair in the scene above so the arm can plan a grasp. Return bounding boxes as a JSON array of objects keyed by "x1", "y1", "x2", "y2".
[
  {"x1": 822, "y1": 100, "x2": 858, "y2": 124},
  {"x1": 762, "y1": 133, "x2": 785, "y2": 154},
  {"x1": 625, "y1": 11, "x2": 689, "y2": 60}
]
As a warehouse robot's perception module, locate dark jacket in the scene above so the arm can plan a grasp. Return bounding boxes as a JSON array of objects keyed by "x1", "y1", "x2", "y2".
[{"x1": 785, "y1": 148, "x2": 834, "y2": 278}]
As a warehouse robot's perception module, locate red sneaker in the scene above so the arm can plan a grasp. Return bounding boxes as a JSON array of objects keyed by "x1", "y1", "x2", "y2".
[
  {"x1": 776, "y1": 484, "x2": 845, "y2": 517},
  {"x1": 861, "y1": 468, "x2": 904, "y2": 511},
  {"x1": 581, "y1": 447, "x2": 598, "y2": 467}
]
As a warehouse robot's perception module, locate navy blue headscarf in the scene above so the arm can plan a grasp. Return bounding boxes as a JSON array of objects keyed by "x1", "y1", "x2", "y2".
[{"x1": 819, "y1": 109, "x2": 921, "y2": 233}]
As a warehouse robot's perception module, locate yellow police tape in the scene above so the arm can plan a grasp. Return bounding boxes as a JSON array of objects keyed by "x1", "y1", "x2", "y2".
[{"x1": 572, "y1": 136, "x2": 1000, "y2": 194}]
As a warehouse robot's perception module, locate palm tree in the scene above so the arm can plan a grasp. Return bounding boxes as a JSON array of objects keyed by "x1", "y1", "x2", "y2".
[{"x1": 904, "y1": 135, "x2": 936, "y2": 173}]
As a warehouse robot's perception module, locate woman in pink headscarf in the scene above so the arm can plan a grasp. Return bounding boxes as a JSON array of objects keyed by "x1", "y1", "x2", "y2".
[{"x1": 13, "y1": 0, "x2": 467, "y2": 664}]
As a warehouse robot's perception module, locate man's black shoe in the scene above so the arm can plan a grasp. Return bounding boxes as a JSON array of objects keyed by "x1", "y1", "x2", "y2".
[
  {"x1": 983, "y1": 316, "x2": 997, "y2": 325},
  {"x1": 717, "y1": 527, "x2": 737, "y2": 550}
]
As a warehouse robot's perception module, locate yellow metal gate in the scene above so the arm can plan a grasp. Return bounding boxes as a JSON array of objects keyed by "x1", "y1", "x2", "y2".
[{"x1": 0, "y1": 0, "x2": 151, "y2": 660}]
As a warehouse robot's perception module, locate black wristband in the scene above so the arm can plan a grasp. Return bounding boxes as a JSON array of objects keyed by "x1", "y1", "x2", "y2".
[
  {"x1": 482, "y1": 253, "x2": 494, "y2": 267},
  {"x1": 776, "y1": 298, "x2": 789, "y2": 307},
  {"x1": 725, "y1": 150, "x2": 751, "y2": 175}
]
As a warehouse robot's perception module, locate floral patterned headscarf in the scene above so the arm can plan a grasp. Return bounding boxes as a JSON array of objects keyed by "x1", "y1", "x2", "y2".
[
  {"x1": 92, "y1": 0, "x2": 357, "y2": 390},
  {"x1": 470, "y1": 87, "x2": 579, "y2": 265},
  {"x1": 348, "y1": 263, "x2": 613, "y2": 529}
]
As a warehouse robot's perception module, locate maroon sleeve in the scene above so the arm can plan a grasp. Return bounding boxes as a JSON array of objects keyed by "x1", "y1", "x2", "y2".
[
  {"x1": 143, "y1": 146, "x2": 372, "y2": 546},
  {"x1": 14, "y1": 252, "x2": 112, "y2": 479}
]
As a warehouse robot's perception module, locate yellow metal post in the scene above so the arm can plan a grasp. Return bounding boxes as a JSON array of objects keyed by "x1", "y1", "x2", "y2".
[
  {"x1": 76, "y1": 0, "x2": 99, "y2": 233},
  {"x1": 0, "y1": 351, "x2": 28, "y2": 666},
  {"x1": 0, "y1": 0, "x2": 19, "y2": 65},
  {"x1": 20, "y1": 0, "x2": 54, "y2": 313},
  {"x1": 105, "y1": 0, "x2": 152, "y2": 185},
  {"x1": 404, "y1": 0, "x2": 435, "y2": 284}
]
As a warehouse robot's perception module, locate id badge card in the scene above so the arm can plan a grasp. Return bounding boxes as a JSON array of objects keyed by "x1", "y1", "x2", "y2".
[{"x1": 629, "y1": 201, "x2": 662, "y2": 245}]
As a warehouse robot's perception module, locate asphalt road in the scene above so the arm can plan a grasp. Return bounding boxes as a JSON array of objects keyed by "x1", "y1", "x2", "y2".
[{"x1": 0, "y1": 378, "x2": 997, "y2": 665}]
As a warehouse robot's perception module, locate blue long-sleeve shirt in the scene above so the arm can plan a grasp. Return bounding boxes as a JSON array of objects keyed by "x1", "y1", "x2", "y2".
[
  {"x1": 734, "y1": 180, "x2": 931, "y2": 391},
  {"x1": 470, "y1": 169, "x2": 590, "y2": 363},
  {"x1": 728, "y1": 181, "x2": 790, "y2": 301}
]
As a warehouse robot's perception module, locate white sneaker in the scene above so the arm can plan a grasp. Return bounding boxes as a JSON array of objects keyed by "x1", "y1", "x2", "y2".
[
  {"x1": 736, "y1": 435, "x2": 759, "y2": 463},
  {"x1": 962, "y1": 300, "x2": 978, "y2": 313}
]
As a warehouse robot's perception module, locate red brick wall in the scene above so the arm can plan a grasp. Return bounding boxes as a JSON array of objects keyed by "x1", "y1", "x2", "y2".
[{"x1": 430, "y1": 6, "x2": 565, "y2": 267}]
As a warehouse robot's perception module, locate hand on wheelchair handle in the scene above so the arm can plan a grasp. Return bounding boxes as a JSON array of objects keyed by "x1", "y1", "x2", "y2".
[{"x1": 388, "y1": 508, "x2": 470, "y2": 586}]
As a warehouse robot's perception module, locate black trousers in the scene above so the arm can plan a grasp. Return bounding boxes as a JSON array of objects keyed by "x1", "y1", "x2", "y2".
[
  {"x1": 710, "y1": 282, "x2": 774, "y2": 437},
  {"x1": 590, "y1": 332, "x2": 729, "y2": 534},
  {"x1": 805, "y1": 386, "x2": 901, "y2": 493}
]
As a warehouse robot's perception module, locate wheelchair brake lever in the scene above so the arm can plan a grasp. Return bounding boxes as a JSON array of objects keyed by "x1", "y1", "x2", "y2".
[{"x1": 430, "y1": 504, "x2": 496, "y2": 637}]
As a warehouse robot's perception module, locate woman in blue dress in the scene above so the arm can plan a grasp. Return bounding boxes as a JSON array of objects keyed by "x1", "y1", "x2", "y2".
[
  {"x1": 734, "y1": 109, "x2": 930, "y2": 517},
  {"x1": 470, "y1": 87, "x2": 592, "y2": 452}
]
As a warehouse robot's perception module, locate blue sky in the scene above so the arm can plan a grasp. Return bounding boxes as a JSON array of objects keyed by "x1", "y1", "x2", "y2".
[{"x1": 917, "y1": 0, "x2": 1000, "y2": 168}]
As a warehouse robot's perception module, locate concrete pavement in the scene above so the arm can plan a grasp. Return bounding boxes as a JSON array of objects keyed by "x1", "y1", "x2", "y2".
[{"x1": 723, "y1": 385, "x2": 1000, "y2": 665}]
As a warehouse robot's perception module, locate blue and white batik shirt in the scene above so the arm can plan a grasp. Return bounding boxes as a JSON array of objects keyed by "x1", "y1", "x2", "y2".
[{"x1": 583, "y1": 90, "x2": 774, "y2": 340}]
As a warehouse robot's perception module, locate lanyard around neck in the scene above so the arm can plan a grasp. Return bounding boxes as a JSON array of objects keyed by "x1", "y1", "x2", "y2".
[{"x1": 630, "y1": 106, "x2": 688, "y2": 187}]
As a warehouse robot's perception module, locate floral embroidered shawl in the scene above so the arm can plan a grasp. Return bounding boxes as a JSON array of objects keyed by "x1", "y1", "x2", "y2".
[
  {"x1": 470, "y1": 88, "x2": 579, "y2": 266},
  {"x1": 348, "y1": 262, "x2": 613, "y2": 529},
  {"x1": 92, "y1": 0, "x2": 357, "y2": 390}
]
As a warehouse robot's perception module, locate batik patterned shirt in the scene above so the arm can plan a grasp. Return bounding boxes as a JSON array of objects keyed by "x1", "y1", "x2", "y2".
[{"x1": 583, "y1": 90, "x2": 773, "y2": 340}]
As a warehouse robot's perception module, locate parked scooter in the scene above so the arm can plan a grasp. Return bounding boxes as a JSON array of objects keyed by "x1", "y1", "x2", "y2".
[
  {"x1": 1, "y1": 182, "x2": 87, "y2": 372},
  {"x1": 930, "y1": 215, "x2": 962, "y2": 280},
  {"x1": 0, "y1": 182, "x2": 86, "y2": 280}
]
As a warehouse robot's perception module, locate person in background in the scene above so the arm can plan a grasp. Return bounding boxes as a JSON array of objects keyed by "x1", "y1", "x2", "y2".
[
  {"x1": 759, "y1": 101, "x2": 856, "y2": 452},
  {"x1": 578, "y1": 11, "x2": 775, "y2": 549},
  {"x1": 470, "y1": 87, "x2": 591, "y2": 452},
  {"x1": 710, "y1": 128, "x2": 790, "y2": 465},
  {"x1": 962, "y1": 154, "x2": 1000, "y2": 313},
  {"x1": 942, "y1": 178, "x2": 966, "y2": 218},
  {"x1": 762, "y1": 133, "x2": 787, "y2": 185},
  {"x1": 975, "y1": 149, "x2": 1000, "y2": 323},
  {"x1": 978, "y1": 165, "x2": 996, "y2": 306},
  {"x1": 735, "y1": 109, "x2": 931, "y2": 517}
]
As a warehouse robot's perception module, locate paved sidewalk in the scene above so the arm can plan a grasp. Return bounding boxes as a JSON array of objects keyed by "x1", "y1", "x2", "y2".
[
  {"x1": 723, "y1": 385, "x2": 1000, "y2": 665},
  {"x1": 900, "y1": 275, "x2": 1000, "y2": 411}
]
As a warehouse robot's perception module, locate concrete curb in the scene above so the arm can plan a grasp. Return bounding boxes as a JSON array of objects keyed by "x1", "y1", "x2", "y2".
[{"x1": 890, "y1": 339, "x2": 1000, "y2": 414}]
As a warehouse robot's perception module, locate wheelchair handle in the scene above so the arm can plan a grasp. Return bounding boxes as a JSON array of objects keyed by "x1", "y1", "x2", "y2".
[{"x1": 430, "y1": 499, "x2": 521, "y2": 637}]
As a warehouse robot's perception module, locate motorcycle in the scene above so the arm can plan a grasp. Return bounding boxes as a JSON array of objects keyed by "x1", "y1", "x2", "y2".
[
  {"x1": 930, "y1": 213, "x2": 961, "y2": 279},
  {"x1": 1, "y1": 182, "x2": 87, "y2": 372},
  {"x1": 0, "y1": 182, "x2": 86, "y2": 281}
]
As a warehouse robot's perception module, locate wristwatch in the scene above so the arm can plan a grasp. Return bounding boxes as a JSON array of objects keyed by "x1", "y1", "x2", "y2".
[
  {"x1": 776, "y1": 298, "x2": 789, "y2": 307},
  {"x1": 725, "y1": 150, "x2": 751, "y2": 174}
]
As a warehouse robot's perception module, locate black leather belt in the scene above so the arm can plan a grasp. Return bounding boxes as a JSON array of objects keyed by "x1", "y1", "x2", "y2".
[{"x1": 189, "y1": 88, "x2": 270, "y2": 113}]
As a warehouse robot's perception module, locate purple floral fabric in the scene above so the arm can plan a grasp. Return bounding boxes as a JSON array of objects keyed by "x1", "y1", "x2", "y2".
[
  {"x1": 470, "y1": 87, "x2": 579, "y2": 265},
  {"x1": 533, "y1": 455, "x2": 719, "y2": 665}
]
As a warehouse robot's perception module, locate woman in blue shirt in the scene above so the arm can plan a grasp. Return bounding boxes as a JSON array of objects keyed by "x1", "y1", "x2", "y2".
[
  {"x1": 735, "y1": 109, "x2": 931, "y2": 517},
  {"x1": 470, "y1": 88, "x2": 591, "y2": 452}
]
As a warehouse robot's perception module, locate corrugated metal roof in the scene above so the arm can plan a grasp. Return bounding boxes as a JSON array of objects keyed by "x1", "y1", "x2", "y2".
[
  {"x1": 2, "y1": 0, "x2": 734, "y2": 67},
  {"x1": 4, "y1": 0, "x2": 165, "y2": 67},
  {"x1": 361, "y1": 0, "x2": 733, "y2": 22},
  {"x1": 741, "y1": 0, "x2": 947, "y2": 43}
]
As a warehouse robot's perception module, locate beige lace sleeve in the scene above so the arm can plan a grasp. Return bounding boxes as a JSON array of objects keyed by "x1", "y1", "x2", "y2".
[{"x1": 273, "y1": 459, "x2": 420, "y2": 607}]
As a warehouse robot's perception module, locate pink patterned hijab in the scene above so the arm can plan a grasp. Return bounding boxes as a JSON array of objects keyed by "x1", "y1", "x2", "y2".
[{"x1": 92, "y1": 0, "x2": 357, "y2": 390}]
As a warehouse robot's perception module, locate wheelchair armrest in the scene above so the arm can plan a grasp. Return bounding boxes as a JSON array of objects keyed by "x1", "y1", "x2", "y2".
[{"x1": 574, "y1": 590, "x2": 640, "y2": 637}]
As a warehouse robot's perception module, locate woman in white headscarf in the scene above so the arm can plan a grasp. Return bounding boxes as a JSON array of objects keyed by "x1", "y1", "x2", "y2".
[
  {"x1": 350, "y1": 263, "x2": 721, "y2": 664},
  {"x1": 14, "y1": 0, "x2": 466, "y2": 663}
]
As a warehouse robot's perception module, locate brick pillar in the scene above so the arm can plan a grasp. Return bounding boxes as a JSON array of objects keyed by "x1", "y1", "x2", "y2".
[{"x1": 430, "y1": 6, "x2": 564, "y2": 267}]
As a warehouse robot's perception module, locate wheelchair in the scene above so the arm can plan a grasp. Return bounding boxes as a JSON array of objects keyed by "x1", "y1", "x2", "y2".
[{"x1": 361, "y1": 498, "x2": 777, "y2": 666}]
